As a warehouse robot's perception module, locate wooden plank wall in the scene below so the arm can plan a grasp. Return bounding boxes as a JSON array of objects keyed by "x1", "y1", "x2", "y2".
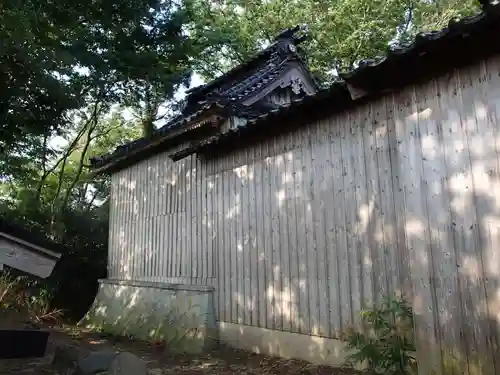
[{"x1": 108, "y1": 55, "x2": 500, "y2": 375}]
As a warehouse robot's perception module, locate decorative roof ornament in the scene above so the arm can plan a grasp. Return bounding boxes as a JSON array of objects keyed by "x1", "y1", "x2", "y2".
[{"x1": 274, "y1": 24, "x2": 309, "y2": 45}]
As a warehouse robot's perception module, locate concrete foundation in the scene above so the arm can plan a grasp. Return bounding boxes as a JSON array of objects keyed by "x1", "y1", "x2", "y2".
[
  {"x1": 80, "y1": 279, "x2": 218, "y2": 354},
  {"x1": 217, "y1": 321, "x2": 352, "y2": 368}
]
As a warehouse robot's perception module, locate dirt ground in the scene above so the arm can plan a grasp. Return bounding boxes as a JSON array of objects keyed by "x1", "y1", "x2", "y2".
[{"x1": 0, "y1": 324, "x2": 361, "y2": 374}]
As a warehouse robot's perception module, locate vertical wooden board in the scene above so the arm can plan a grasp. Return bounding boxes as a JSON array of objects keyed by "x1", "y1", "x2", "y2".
[
  {"x1": 248, "y1": 147, "x2": 259, "y2": 326},
  {"x1": 150, "y1": 188, "x2": 156, "y2": 281},
  {"x1": 214, "y1": 171, "x2": 223, "y2": 320},
  {"x1": 150, "y1": 216, "x2": 156, "y2": 281},
  {"x1": 357, "y1": 103, "x2": 375, "y2": 310},
  {"x1": 185, "y1": 158, "x2": 192, "y2": 278},
  {"x1": 158, "y1": 214, "x2": 164, "y2": 280},
  {"x1": 144, "y1": 159, "x2": 150, "y2": 219},
  {"x1": 150, "y1": 158, "x2": 155, "y2": 218},
  {"x1": 349, "y1": 109, "x2": 364, "y2": 319},
  {"x1": 207, "y1": 172, "x2": 215, "y2": 280},
  {"x1": 233, "y1": 151, "x2": 243, "y2": 323},
  {"x1": 278, "y1": 139, "x2": 292, "y2": 333},
  {"x1": 178, "y1": 159, "x2": 185, "y2": 213},
  {"x1": 483, "y1": 55, "x2": 500, "y2": 362},
  {"x1": 295, "y1": 145, "x2": 310, "y2": 334},
  {"x1": 386, "y1": 94, "x2": 413, "y2": 299},
  {"x1": 220, "y1": 157, "x2": 228, "y2": 320},
  {"x1": 126, "y1": 170, "x2": 133, "y2": 278},
  {"x1": 198, "y1": 159, "x2": 205, "y2": 280},
  {"x1": 148, "y1": 216, "x2": 154, "y2": 281},
  {"x1": 458, "y1": 65, "x2": 496, "y2": 375},
  {"x1": 302, "y1": 134, "x2": 318, "y2": 336},
  {"x1": 324, "y1": 116, "x2": 341, "y2": 337},
  {"x1": 362, "y1": 102, "x2": 385, "y2": 305},
  {"x1": 223, "y1": 165, "x2": 232, "y2": 322},
  {"x1": 113, "y1": 174, "x2": 121, "y2": 278},
  {"x1": 173, "y1": 208, "x2": 180, "y2": 277},
  {"x1": 165, "y1": 213, "x2": 171, "y2": 277},
  {"x1": 157, "y1": 215, "x2": 163, "y2": 280},
  {"x1": 108, "y1": 177, "x2": 116, "y2": 278},
  {"x1": 311, "y1": 127, "x2": 329, "y2": 337},
  {"x1": 124, "y1": 168, "x2": 130, "y2": 276},
  {"x1": 263, "y1": 142, "x2": 275, "y2": 329},
  {"x1": 285, "y1": 138, "x2": 300, "y2": 333},
  {"x1": 128, "y1": 167, "x2": 136, "y2": 278},
  {"x1": 151, "y1": 216, "x2": 156, "y2": 279},
  {"x1": 202, "y1": 158, "x2": 209, "y2": 280},
  {"x1": 439, "y1": 72, "x2": 476, "y2": 375},
  {"x1": 230, "y1": 152, "x2": 239, "y2": 323},
  {"x1": 157, "y1": 216, "x2": 163, "y2": 281},
  {"x1": 151, "y1": 157, "x2": 157, "y2": 219},
  {"x1": 276, "y1": 132, "x2": 290, "y2": 332},
  {"x1": 158, "y1": 155, "x2": 164, "y2": 216},
  {"x1": 241, "y1": 149, "x2": 252, "y2": 325},
  {"x1": 130, "y1": 217, "x2": 135, "y2": 280},
  {"x1": 130, "y1": 166, "x2": 137, "y2": 277},
  {"x1": 178, "y1": 162, "x2": 186, "y2": 277},
  {"x1": 167, "y1": 156, "x2": 172, "y2": 215},
  {"x1": 423, "y1": 77, "x2": 467, "y2": 375},
  {"x1": 133, "y1": 165, "x2": 139, "y2": 279},
  {"x1": 138, "y1": 185, "x2": 144, "y2": 279},
  {"x1": 340, "y1": 111, "x2": 358, "y2": 327},
  {"x1": 196, "y1": 158, "x2": 203, "y2": 279},
  {"x1": 374, "y1": 99, "x2": 399, "y2": 296},
  {"x1": 163, "y1": 213, "x2": 169, "y2": 278},
  {"x1": 183, "y1": 180, "x2": 191, "y2": 279},
  {"x1": 144, "y1": 166, "x2": 150, "y2": 278},
  {"x1": 138, "y1": 161, "x2": 144, "y2": 219},
  {"x1": 333, "y1": 112, "x2": 352, "y2": 333},
  {"x1": 144, "y1": 216, "x2": 154, "y2": 280},
  {"x1": 117, "y1": 172, "x2": 125, "y2": 278},
  {"x1": 125, "y1": 171, "x2": 133, "y2": 280},
  {"x1": 271, "y1": 141, "x2": 283, "y2": 330},
  {"x1": 255, "y1": 146, "x2": 267, "y2": 328},
  {"x1": 395, "y1": 85, "x2": 441, "y2": 375},
  {"x1": 191, "y1": 158, "x2": 198, "y2": 278},
  {"x1": 136, "y1": 208, "x2": 142, "y2": 280},
  {"x1": 132, "y1": 167, "x2": 139, "y2": 279}
]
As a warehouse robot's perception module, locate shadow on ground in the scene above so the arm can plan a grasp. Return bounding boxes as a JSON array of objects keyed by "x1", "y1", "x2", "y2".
[{"x1": 0, "y1": 324, "x2": 363, "y2": 375}]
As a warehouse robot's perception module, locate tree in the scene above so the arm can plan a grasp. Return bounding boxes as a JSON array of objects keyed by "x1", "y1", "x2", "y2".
[
  {"x1": 186, "y1": 0, "x2": 481, "y2": 83},
  {"x1": 0, "y1": 0, "x2": 194, "y2": 152}
]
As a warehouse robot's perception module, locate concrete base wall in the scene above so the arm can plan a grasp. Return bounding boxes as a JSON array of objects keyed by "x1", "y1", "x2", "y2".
[
  {"x1": 218, "y1": 321, "x2": 352, "y2": 368},
  {"x1": 80, "y1": 279, "x2": 218, "y2": 354}
]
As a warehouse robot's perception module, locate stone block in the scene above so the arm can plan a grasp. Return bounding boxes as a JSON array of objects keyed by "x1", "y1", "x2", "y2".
[
  {"x1": 51, "y1": 344, "x2": 118, "y2": 375},
  {"x1": 108, "y1": 352, "x2": 147, "y2": 375}
]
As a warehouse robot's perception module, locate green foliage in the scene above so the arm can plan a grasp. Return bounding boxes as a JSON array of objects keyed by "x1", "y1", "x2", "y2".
[
  {"x1": 0, "y1": 0, "x2": 194, "y2": 155},
  {"x1": 187, "y1": 0, "x2": 481, "y2": 83},
  {"x1": 0, "y1": 272, "x2": 20, "y2": 310},
  {"x1": 343, "y1": 295, "x2": 416, "y2": 375}
]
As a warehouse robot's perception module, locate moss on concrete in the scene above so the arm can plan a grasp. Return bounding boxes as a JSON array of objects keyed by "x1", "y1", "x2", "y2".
[{"x1": 79, "y1": 279, "x2": 218, "y2": 354}]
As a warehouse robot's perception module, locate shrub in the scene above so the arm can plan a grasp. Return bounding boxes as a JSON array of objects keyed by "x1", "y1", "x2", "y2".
[
  {"x1": 0, "y1": 271, "x2": 20, "y2": 310},
  {"x1": 343, "y1": 295, "x2": 416, "y2": 375}
]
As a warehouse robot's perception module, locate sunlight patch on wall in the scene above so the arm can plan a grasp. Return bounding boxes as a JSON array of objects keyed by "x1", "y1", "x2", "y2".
[{"x1": 355, "y1": 198, "x2": 375, "y2": 236}]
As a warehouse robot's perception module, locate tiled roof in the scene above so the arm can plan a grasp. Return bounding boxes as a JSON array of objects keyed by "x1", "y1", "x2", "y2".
[
  {"x1": 90, "y1": 25, "x2": 312, "y2": 171},
  {"x1": 91, "y1": 3, "x2": 500, "y2": 174}
]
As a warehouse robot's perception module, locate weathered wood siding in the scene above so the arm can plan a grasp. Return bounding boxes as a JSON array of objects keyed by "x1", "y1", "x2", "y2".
[{"x1": 109, "y1": 55, "x2": 500, "y2": 374}]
